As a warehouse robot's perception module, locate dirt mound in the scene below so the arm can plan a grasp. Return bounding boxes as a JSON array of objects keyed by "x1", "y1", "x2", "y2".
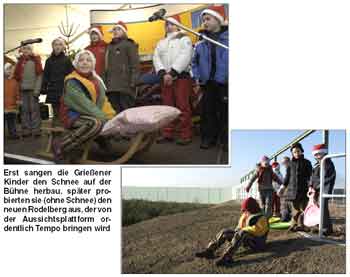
[{"x1": 122, "y1": 201, "x2": 345, "y2": 274}]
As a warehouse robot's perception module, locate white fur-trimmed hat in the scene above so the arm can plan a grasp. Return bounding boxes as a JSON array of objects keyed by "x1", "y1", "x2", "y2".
[
  {"x1": 72, "y1": 50, "x2": 107, "y2": 89},
  {"x1": 109, "y1": 21, "x2": 128, "y2": 34},
  {"x1": 88, "y1": 26, "x2": 104, "y2": 39},
  {"x1": 200, "y1": 6, "x2": 225, "y2": 25},
  {"x1": 4, "y1": 62, "x2": 13, "y2": 71},
  {"x1": 312, "y1": 144, "x2": 328, "y2": 156},
  {"x1": 72, "y1": 49, "x2": 96, "y2": 71}
]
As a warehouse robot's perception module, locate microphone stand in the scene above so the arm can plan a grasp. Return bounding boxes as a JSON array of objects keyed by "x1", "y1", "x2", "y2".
[
  {"x1": 5, "y1": 45, "x2": 22, "y2": 55},
  {"x1": 160, "y1": 16, "x2": 229, "y2": 50}
]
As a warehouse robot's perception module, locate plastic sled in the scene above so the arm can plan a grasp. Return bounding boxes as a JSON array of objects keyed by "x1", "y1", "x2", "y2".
[
  {"x1": 303, "y1": 187, "x2": 320, "y2": 227},
  {"x1": 269, "y1": 221, "x2": 291, "y2": 230},
  {"x1": 269, "y1": 217, "x2": 281, "y2": 224},
  {"x1": 37, "y1": 126, "x2": 157, "y2": 164}
]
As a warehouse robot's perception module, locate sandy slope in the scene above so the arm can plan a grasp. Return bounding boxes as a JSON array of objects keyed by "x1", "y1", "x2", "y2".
[{"x1": 122, "y1": 201, "x2": 345, "y2": 274}]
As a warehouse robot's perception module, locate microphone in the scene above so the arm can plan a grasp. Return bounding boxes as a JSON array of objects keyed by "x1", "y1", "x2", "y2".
[
  {"x1": 20, "y1": 38, "x2": 43, "y2": 46},
  {"x1": 148, "y1": 9, "x2": 166, "y2": 22}
]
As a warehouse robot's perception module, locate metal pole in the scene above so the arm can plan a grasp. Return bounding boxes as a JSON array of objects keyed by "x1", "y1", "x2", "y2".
[
  {"x1": 319, "y1": 153, "x2": 346, "y2": 238},
  {"x1": 322, "y1": 130, "x2": 329, "y2": 147},
  {"x1": 319, "y1": 156, "x2": 325, "y2": 238},
  {"x1": 160, "y1": 17, "x2": 229, "y2": 50}
]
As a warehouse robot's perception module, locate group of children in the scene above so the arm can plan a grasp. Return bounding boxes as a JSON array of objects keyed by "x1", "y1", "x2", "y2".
[
  {"x1": 247, "y1": 142, "x2": 336, "y2": 234},
  {"x1": 4, "y1": 6, "x2": 229, "y2": 154},
  {"x1": 195, "y1": 142, "x2": 336, "y2": 267}
]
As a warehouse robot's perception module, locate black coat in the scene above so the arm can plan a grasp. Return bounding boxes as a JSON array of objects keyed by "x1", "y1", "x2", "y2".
[
  {"x1": 283, "y1": 155, "x2": 312, "y2": 200},
  {"x1": 41, "y1": 52, "x2": 73, "y2": 104},
  {"x1": 311, "y1": 159, "x2": 336, "y2": 194}
]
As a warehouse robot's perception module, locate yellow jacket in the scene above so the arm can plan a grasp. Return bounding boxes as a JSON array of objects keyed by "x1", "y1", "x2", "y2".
[{"x1": 237, "y1": 211, "x2": 269, "y2": 237}]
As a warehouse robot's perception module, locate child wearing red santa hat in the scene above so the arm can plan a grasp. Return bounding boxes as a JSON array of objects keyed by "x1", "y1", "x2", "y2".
[
  {"x1": 85, "y1": 26, "x2": 107, "y2": 77},
  {"x1": 192, "y1": 5, "x2": 228, "y2": 150},
  {"x1": 153, "y1": 15, "x2": 193, "y2": 145},
  {"x1": 309, "y1": 143, "x2": 336, "y2": 236},
  {"x1": 105, "y1": 21, "x2": 140, "y2": 112}
]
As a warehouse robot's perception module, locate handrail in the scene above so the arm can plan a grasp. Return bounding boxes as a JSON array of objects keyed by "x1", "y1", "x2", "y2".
[
  {"x1": 319, "y1": 153, "x2": 346, "y2": 238},
  {"x1": 240, "y1": 130, "x2": 316, "y2": 184}
]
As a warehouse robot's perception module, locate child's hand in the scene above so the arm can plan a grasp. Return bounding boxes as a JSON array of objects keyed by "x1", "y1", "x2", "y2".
[
  {"x1": 163, "y1": 74, "x2": 173, "y2": 87},
  {"x1": 277, "y1": 185, "x2": 286, "y2": 196}
]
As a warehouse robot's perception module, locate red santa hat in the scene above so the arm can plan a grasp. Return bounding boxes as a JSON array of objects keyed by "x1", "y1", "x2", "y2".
[
  {"x1": 166, "y1": 15, "x2": 181, "y2": 26},
  {"x1": 88, "y1": 26, "x2": 104, "y2": 40},
  {"x1": 312, "y1": 144, "x2": 328, "y2": 156},
  {"x1": 200, "y1": 5, "x2": 225, "y2": 25},
  {"x1": 271, "y1": 161, "x2": 280, "y2": 170},
  {"x1": 109, "y1": 21, "x2": 128, "y2": 34}
]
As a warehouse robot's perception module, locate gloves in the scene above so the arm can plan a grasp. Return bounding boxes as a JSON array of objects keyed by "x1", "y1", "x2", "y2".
[
  {"x1": 277, "y1": 185, "x2": 286, "y2": 197},
  {"x1": 245, "y1": 186, "x2": 250, "y2": 193}
]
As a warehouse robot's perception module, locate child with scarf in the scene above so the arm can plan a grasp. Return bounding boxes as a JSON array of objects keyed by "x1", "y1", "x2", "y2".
[
  {"x1": 13, "y1": 44, "x2": 43, "y2": 137},
  {"x1": 4, "y1": 63, "x2": 20, "y2": 139}
]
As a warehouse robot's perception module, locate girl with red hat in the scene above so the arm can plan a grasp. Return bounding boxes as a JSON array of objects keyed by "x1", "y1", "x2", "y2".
[
  {"x1": 195, "y1": 197, "x2": 269, "y2": 266},
  {"x1": 85, "y1": 26, "x2": 107, "y2": 77}
]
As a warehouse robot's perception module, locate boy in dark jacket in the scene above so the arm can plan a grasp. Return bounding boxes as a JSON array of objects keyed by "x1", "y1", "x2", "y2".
[
  {"x1": 278, "y1": 143, "x2": 312, "y2": 231},
  {"x1": 192, "y1": 6, "x2": 228, "y2": 150},
  {"x1": 309, "y1": 144, "x2": 336, "y2": 235},
  {"x1": 195, "y1": 197, "x2": 269, "y2": 266},
  {"x1": 246, "y1": 156, "x2": 282, "y2": 218},
  {"x1": 105, "y1": 21, "x2": 139, "y2": 112},
  {"x1": 41, "y1": 37, "x2": 73, "y2": 126}
]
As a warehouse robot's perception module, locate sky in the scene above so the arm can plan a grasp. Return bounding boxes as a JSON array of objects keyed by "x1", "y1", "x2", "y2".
[{"x1": 122, "y1": 130, "x2": 346, "y2": 188}]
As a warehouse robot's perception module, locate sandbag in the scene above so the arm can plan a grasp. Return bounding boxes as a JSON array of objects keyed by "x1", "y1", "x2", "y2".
[{"x1": 101, "y1": 105, "x2": 181, "y2": 137}]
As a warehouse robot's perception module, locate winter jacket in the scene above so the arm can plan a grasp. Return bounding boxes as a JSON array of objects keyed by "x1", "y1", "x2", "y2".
[
  {"x1": 310, "y1": 159, "x2": 336, "y2": 194},
  {"x1": 237, "y1": 212, "x2": 269, "y2": 238},
  {"x1": 15, "y1": 57, "x2": 43, "y2": 95},
  {"x1": 105, "y1": 38, "x2": 140, "y2": 97},
  {"x1": 4, "y1": 78, "x2": 20, "y2": 113},
  {"x1": 85, "y1": 40, "x2": 108, "y2": 77},
  {"x1": 283, "y1": 155, "x2": 312, "y2": 201},
  {"x1": 247, "y1": 166, "x2": 282, "y2": 191},
  {"x1": 60, "y1": 71, "x2": 116, "y2": 128},
  {"x1": 41, "y1": 52, "x2": 73, "y2": 104},
  {"x1": 192, "y1": 26, "x2": 228, "y2": 85},
  {"x1": 153, "y1": 31, "x2": 193, "y2": 78}
]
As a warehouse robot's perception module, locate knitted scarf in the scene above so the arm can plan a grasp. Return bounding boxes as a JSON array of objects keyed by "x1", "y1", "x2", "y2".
[{"x1": 14, "y1": 54, "x2": 43, "y2": 82}]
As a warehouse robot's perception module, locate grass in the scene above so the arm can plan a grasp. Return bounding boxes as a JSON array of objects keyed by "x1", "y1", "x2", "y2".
[{"x1": 122, "y1": 199, "x2": 210, "y2": 226}]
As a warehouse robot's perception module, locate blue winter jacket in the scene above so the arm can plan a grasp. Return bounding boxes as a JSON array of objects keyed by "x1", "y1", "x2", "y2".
[{"x1": 192, "y1": 27, "x2": 228, "y2": 85}]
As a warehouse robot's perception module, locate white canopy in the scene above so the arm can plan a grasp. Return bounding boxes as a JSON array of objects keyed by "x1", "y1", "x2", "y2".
[{"x1": 4, "y1": 4, "x2": 203, "y2": 61}]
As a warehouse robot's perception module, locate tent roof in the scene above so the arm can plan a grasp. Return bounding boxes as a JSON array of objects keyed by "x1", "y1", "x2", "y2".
[{"x1": 4, "y1": 4, "x2": 203, "y2": 59}]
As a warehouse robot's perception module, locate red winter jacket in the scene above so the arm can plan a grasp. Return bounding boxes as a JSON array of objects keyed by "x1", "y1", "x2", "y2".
[{"x1": 85, "y1": 40, "x2": 108, "y2": 77}]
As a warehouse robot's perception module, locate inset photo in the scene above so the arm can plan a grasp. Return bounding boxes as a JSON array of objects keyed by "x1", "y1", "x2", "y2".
[
  {"x1": 4, "y1": 4, "x2": 228, "y2": 165},
  {"x1": 121, "y1": 129, "x2": 346, "y2": 274}
]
